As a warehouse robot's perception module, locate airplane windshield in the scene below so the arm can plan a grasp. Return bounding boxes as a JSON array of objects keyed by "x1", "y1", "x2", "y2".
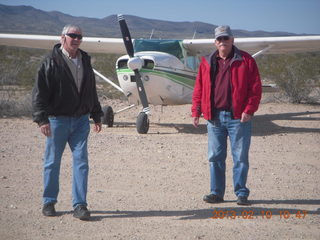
[
  {"x1": 134, "y1": 40, "x2": 184, "y2": 60},
  {"x1": 186, "y1": 55, "x2": 200, "y2": 71}
]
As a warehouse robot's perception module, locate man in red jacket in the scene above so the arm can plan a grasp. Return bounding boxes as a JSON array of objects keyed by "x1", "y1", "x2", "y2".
[{"x1": 192, "y1": 25, "x2": 262, "y2": 205}]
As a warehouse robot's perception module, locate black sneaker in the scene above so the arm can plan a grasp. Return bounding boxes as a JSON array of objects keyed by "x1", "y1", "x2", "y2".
[
  {"x1": 42, "y1": 203, "x2": 56, "y2": 216},
  {"x1": 203, "y1": 194, "x2": 224, "y2": 203},
  {"x1": 237, "y1": 196, "x2": 251, "y2": 205},
  {"x1": 73, "y1": 205, "x2": 90, "y2": 220}
]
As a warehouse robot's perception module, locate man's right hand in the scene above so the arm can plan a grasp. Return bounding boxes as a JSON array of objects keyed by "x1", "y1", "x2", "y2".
[
  {"x1": 40, "y1": 123, "x2": 51, "y2": 137},
  {"x1": 193, "y1": 117, "x2": 199, "y2": 128}
]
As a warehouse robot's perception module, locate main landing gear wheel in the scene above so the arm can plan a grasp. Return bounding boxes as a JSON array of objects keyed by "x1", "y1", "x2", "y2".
[
  {"x1": 136, "y1": 112, "x2": 149, "y2": 134},
  {"x1": 101, "y1": 106, "x2": 114, "y2": 127}
]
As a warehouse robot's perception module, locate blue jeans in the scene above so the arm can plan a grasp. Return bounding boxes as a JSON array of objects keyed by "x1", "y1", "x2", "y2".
[
  {"x1": 207, "y1": 110, "x2": 251, "y2": 198},
  {"x1": 43, "y1": 115, "x2": 90, "y2": 208}
]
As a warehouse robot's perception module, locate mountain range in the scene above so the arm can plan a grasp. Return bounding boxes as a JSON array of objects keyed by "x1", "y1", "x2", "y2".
[{"x1": 0, "y1": 4, "x2": 301, "y2": 39}]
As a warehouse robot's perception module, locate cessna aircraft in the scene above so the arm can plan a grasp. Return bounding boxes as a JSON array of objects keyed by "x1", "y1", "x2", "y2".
[{"x1": 1, "y1": 15, "x2": 320, "y2": 133}]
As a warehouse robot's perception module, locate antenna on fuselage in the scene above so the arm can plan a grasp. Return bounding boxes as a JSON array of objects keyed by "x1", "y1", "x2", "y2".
[
  {"x1": 192, "y1": 30, "x2": 197, "y2": 39},
  {"x1": 149, "y1": 29, "x2": 154, "y2": 39}
]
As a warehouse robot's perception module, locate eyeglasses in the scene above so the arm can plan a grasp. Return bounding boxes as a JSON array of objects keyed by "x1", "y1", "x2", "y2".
[
  {"x1": 66, "y1": 33, "x2": 83, "y2": 40},
  {"x1": 216, "y1": 36, "x2": 230, "y2": 41}
]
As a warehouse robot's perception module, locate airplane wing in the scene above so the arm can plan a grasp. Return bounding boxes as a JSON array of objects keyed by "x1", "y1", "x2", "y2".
[
  {"x1": 1, "y1": 33, "x2": 320, "y2": 57},
  {"x1": 183, "y1": 35, "x2": 320, "y2": 56},
  {"x1": 0, "y1": 33, "x2": 126, "y2": 54}
]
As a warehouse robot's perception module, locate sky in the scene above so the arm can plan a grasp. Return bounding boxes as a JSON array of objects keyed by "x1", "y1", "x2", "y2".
[{"x1": 1, "y1": 0, "x2": 320, "y2": 34}]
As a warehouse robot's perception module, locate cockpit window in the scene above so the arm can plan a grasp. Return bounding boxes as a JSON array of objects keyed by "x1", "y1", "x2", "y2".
[
  {"x1": 143, "y1": 59, "x2": 154, "y2": 69},
  {"x1": 117, "y1": 59, "x2": 128, "y2": 69},
  {"x1": 117, "y1": 59, "x2": 154, "y2": 70},
  {"x1": 134, "y1": 40, "x2": 184, "y2": 60}
]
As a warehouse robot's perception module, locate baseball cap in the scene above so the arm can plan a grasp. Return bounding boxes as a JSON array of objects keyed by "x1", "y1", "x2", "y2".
[{"x1": 214, "y1": 25, "x2": 233, "y2": 39}]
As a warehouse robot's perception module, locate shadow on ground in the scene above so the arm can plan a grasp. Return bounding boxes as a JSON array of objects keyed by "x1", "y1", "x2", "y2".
[
  {"x1": 87, "y1": 199, "x2": 319, "y2": 221},
  {"x1": 51, "y1": 199, "x2": 320, "y2": 221},
  {"x1": 110, "y1": 110, "x2": 320, "y2": 136}
]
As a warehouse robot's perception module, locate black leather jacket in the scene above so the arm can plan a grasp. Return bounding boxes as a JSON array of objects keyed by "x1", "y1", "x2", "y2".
[{"x1": 32, "y1": 44, "x2": 103, "y2": 126}]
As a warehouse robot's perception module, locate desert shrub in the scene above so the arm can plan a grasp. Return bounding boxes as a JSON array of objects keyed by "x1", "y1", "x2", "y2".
[
  {"x1": 0, "y1": 87, "x2": 32, "y2": 117},
  {"x1": 0, "y1": 46, "x2": 49, "y2": 87},
  {"x1": 257, "y1": 52, "x2": 320, "y2": 103}
]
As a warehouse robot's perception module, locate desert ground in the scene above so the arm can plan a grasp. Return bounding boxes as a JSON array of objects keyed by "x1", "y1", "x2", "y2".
[{"x1": 0, "y1": 98, "x2": 319, "y2": 240}]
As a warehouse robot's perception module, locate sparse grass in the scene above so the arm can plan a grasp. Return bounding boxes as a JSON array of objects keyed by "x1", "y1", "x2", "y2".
[
  {"x1": 0, "y1": 86, "x2": 32, "y2": 117},
  {"x1": 0, "y1": 46, "x2": 125, "y2": 117},
  {"x1": 0, "y1": 46, "x2": 319, "y2": 117}
]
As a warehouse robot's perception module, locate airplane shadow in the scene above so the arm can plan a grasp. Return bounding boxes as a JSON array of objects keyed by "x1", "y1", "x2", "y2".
[
  {"x1": 156, "y1": 110, "x2": 320, "y2": 136},
  {"x1": 108, "y1": 110, "x2": 320, "y2": 136},
  {"x1": 112, "y1": 121, "x2": 207, "y2": 134},
  {"x1": 252, "y1": 110, "x2": 320, "y2": 136},
  {"x1": 81, "y1": 198, "x2": 320, "y2": 221}
]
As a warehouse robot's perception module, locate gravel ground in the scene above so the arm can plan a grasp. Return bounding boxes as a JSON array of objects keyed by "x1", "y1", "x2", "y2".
[{"x1": 0, "y1": 100, "x2": 319, "y2": 240}]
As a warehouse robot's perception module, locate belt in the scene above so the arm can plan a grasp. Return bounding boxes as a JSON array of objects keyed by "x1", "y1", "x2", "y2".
[
  {"x1": 214, "y1": 108, "x2": 231, "y2": 112},
  {"x1": 48, "y1": 113, "x2": 88, "y2": 118}
]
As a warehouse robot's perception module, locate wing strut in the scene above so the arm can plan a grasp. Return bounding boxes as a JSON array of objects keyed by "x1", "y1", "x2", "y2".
[
  {"x1": 252, "y1": 46, "x2": 273, "y2": 58},
  {"x1": 93, "y1": 68, "x2": 125, "y2": 94}
]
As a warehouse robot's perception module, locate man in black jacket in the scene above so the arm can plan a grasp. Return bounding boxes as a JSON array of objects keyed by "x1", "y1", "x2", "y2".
[{"x1": 32, "y1": 24, "x2": 103, "y2": 220}]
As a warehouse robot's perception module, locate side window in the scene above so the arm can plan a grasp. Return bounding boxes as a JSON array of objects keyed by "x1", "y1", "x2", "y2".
[{"x1": 186, "y1": 55, "x2": 200, "y2": 71}]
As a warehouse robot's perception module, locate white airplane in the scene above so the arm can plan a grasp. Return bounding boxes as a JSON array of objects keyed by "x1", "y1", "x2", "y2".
[{"x1": 1, "y1": 15, "x2": 320, "y2": 133}]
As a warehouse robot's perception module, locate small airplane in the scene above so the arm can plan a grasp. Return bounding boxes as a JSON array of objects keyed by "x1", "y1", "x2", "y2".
[{"x1": 1, "y1": 15, "x2": 320, "y2": 133}]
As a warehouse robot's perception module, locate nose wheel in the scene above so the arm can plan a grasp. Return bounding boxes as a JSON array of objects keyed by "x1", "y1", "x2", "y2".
[{"x1": 136, "y1": 112, "x2": 149, "y2": 134}]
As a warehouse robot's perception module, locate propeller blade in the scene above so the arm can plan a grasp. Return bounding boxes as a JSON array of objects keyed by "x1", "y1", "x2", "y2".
[
  {"x1": 117, "y1": 14, "x2": 134, "y2": 58},
  {"x1": 118, "y1": 14, "x2": 149, "y2": 112},
  {"x1": 133, "y1": 69, "x2": 149, "y2": 111}
]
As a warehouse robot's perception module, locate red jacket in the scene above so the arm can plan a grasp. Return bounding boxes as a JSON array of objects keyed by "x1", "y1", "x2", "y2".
[{"x1": 192, "y1": 47, "x2": 262, "y2": 120}]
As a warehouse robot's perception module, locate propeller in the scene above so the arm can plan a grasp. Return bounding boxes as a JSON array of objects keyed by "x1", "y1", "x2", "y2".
[{"x1": 118, "y1": 14, "x2": 150, "y2": 114}]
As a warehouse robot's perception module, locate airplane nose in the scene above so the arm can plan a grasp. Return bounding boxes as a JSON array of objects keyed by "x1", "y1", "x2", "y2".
[{"x1": 127, "y1": 57, "x2": 143, "y2": 71}]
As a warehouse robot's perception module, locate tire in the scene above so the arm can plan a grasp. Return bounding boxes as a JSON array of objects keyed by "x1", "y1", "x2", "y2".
[
  {"x1": 136, "y1": 112, "x2": 149, "y2": 134},
  {"x1": 101, "y1": 106, "x2": 114, "y2": 127}
]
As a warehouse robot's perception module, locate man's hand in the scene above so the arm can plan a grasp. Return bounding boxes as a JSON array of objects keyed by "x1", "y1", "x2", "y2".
[
  {"x1": 193, "y1": 117, "x2": 199, "y2": 128},
  {"x1": 93, "y1": 122, "x2": 102, "y2": 133},
  {"x1": 40, "y1": 123, "x2": 51, "y2": 137},
  {"x1": 241, "y1": 112, "x2": 252, "y2": 123}
]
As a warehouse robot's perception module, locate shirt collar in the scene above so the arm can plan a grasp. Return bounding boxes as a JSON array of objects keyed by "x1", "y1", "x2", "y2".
[
  {"x1": 216, "y1": 47, "x2": 234, "y2": 60},
  {"x1": 61, "y1": 46, "x2": 80, "y2": 59}
]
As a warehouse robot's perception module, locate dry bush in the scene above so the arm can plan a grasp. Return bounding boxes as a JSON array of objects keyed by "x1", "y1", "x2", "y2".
[
  {"x1": 0, "y1": 87, "x2": 32, "y2": 117},
  {"x1": 257, "y1": 52, "x2": 320, "y2": 104}
]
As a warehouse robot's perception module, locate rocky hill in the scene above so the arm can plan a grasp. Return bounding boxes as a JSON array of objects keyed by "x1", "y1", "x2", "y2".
[{"x1": 0, "y1": 4, "x2": 299, "y2": 39}]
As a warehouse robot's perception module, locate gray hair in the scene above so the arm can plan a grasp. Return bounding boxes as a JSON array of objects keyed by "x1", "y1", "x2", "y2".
[{"x1": 61, "y1": 24, "x2": 82, "y2": 35}]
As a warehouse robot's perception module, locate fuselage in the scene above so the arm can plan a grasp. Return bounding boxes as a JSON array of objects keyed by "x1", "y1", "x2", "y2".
[{"x1": 116, "y1": 39, "x2": 200, "y2": 106}]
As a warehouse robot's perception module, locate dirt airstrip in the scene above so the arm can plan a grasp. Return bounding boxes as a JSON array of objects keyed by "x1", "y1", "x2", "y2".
[{"x1": 0, "y1": 99, "x2": 319, "y2": 239}]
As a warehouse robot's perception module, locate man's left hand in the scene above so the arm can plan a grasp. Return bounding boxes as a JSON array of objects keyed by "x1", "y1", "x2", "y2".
[{"x1": 241, "y1": 112, "x2": 252, "y2": 122}]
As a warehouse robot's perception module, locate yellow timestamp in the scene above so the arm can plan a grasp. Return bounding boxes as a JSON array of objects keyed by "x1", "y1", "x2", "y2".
[{"x1": 211, "y1": 210, "x2": 308, "y2": 220}]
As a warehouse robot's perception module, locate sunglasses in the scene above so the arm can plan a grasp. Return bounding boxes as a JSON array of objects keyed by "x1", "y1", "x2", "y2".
[
  {"x1": 216, "y1": 36, "x2": 230, "y2": 41},
  {"x1": 66, "y1": 33, "x2": 83, "y2": 40}
]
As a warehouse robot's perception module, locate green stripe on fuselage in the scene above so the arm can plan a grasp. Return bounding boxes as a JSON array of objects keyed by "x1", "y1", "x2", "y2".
[{"x1": 117, "y1": 68, "x2": 195, "y2": 88}]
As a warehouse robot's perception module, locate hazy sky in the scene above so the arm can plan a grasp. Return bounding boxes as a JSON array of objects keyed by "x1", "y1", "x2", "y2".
[{"x1": 1, "y1": 0, "x2": 320, "y2": 34}]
